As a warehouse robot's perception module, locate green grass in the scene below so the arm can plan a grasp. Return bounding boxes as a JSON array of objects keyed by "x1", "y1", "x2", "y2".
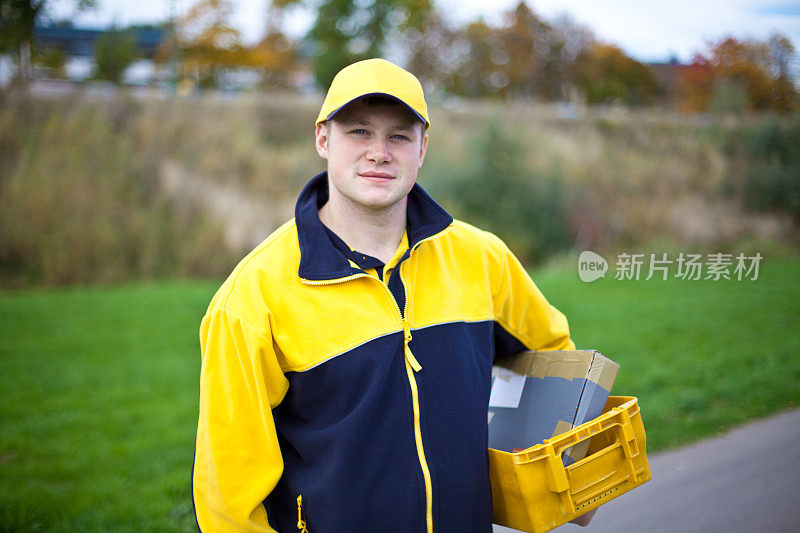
[
  {"x1": 0, "y1": 281, "x2": 218, "y2": 532},
  {"x1": 1, "y1": 260, "x2": 799, "y2": 530}
]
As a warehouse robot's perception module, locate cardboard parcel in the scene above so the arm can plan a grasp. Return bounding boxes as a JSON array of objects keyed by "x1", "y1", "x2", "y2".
[{"x1": 488, "y1": 350, "x2": 619, "y2": 463}]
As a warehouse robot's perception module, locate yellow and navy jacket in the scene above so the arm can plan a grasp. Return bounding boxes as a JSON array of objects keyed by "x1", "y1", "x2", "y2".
[{"x1": 193, "y1": 172, "x2": 574, "y2": 532}]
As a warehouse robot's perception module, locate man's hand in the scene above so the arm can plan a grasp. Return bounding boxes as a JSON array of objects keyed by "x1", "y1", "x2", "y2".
[{"x1": 569, "y1": 508, "x2": 597, "y2": 527}]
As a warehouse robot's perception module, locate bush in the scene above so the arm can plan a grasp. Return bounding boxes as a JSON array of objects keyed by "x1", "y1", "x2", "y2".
[
  {"x1": 720, "y1": 113, "x2": 800, "y2": 222},
  {"x1": 93, "y1": 30, "x2": 138, "y2": 83},
  {"x1": 426, "y1": 118, "x2": 569, "y2": 263},
  {"x1": 743, "y1": 114, "x2": 800, "y2": 221}
]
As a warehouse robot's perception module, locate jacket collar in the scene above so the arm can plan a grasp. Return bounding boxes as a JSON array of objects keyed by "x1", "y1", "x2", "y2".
[{"x1": 296, "y1": 171, "x2": 453, "y2": 281}]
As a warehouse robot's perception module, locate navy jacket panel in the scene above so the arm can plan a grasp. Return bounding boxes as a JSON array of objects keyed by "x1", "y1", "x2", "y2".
[
  {"x1": 265, "y1": 333, "x2": 426, "y2": 532},
  {"x1": 412, "y1": 320, "x2": 498, "y2": 532}
]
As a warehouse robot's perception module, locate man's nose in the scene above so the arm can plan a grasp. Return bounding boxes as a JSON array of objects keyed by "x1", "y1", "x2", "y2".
[{"x1": 366, "y1": 137, "x2": 391, "y2": 164}]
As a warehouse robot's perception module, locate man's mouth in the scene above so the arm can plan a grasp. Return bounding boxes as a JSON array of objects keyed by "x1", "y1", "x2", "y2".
[{"x1": 359, "y1": 172, "x2": 394, "y2": 181}]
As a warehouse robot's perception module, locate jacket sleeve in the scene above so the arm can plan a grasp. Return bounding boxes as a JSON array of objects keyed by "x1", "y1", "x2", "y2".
[
  {"x1": 193, "y1": 307, "x2": 289, "y2": 532},
  {"x1": 490, "y1": 234, "x2": 576, "y2": 355}
]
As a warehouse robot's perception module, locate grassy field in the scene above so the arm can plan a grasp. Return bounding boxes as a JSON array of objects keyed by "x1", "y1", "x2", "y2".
[
  {"x1": 0, "y1": 282, "x2": 215, "y2": 532},
  {"x1": 1, "y1": 259, "x2": 799, "y2": 531}
]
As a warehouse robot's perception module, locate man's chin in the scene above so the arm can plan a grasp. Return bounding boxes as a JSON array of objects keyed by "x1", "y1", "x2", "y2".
[{"x1": 355, "y1": 195, "x2": 407, "y2": 212}]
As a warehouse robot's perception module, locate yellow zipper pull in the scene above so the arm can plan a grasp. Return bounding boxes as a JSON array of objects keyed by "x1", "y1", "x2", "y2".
[
  {"x1": 402, "y1": 319, "x2": 422, "y2": 372},
  {"x1": 297, "y1": 495, "x2": 309, "y2": 533}
]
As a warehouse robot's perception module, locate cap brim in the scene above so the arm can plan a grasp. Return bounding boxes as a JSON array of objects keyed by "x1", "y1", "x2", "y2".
[{"x1": 324, "y1": 93, "x2": 429, "y2": 129}]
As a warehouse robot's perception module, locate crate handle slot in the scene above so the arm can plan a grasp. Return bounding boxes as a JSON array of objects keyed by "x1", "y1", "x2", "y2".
[
  {"x1": 543, "y1": 407, "x2": 640, "y2": 511},
  {"x1": 550, "y1": 411, "x2": 633, "y2": 461},
  {"x1": 566, "y1": 422, "x2": 641, "y2": 506}
]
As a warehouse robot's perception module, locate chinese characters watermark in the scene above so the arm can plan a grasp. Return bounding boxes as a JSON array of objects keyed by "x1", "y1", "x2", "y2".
[{"x1": 578, "y1": 251, "x2": 762, "y2": 282}]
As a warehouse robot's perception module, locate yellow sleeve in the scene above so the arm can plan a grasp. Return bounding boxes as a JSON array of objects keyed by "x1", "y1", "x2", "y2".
[
  {"x1": 193, "y1": 308, "x2": 289, "y2": 532},
  {"x1": 490, "y1": 234, "x2": 576, "y2": 352}
]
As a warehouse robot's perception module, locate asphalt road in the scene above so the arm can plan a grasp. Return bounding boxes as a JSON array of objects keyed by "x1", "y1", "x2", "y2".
[{"x1": 494, "y1": 408, "x2": 800, "y2": 533}]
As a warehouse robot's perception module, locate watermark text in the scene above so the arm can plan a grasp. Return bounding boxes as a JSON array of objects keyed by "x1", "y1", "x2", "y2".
[{"x1": 578, "y1": 251, "x2": 762, "y2": 282}]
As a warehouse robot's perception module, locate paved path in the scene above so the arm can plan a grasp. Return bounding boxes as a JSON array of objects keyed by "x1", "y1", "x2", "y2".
[{"x1": 494, "y1": 408, "x2": 800, "y2": 533}]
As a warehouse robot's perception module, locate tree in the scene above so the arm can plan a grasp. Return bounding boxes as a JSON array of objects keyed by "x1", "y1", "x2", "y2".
[
  {"x1": 237, "y1": 2, "x2": 299, "y2": 89},
  {"x1": 402, "y1": 2, "x2": 451, "y2": 94},
  {"x1": 546, "y1": 12, "x2": 596, "y2": 101},
  {"x1": 711, "y1": 37, "x2": 773, "y2": 112},
  {"x1": 403, "y1": 8, "x2": 460, "y2": 98},
  {"x1": 93, "y1": 29, "x2": 138, "y2": 83},
  {"x1": 247, "y1": 30, "x2": 298, "y2": 89},
  {"x1": 677, "y1": 54, "x2": 714, "y2": 112},
  {"x1": 305, "y1": 0, "x2": 355, "y2": 89},
  {"x1": 0, "y1": 0, "x2": 94, "y2": 82},
  {"x1": 572, "y1": 43, "x2": 658, "y2": 105},
  {"x1": 36, "y1": 43, "x2": 66, "y2": 77},
  {"x1": 497, "y1": 1, "x2": 549, "y2": 98},
  {"x1": 303, "y1": 0, "x2": 433, "y2": 89},
  {"x1": 448, "y1": 18, "x2": 501, "y2": 98},
  {"x1": 767, "y1": 34, "x2": 799, "y2": 113},
  {"x1": 677, "y1": 34, "x2": 799, "y2": 114},
  {"x1": 175, "y1": 0, "x2": 249, "y2": 88},
  {"x1": 156, "y1": 0, "x2": 301, "y2": 91},
  {"x1": 444, "y1": 2, "x2": 596, "y2": 102}
]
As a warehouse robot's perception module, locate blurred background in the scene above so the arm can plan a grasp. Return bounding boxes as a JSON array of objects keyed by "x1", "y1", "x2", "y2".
[{"x1": 0, "y1": 1, "x2": 798, "y2": 531}]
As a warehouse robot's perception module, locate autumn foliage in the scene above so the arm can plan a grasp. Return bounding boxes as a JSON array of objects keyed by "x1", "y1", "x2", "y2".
[
  {"x1": 427, "y1": 2, "x2": 597, "y2": 101},
  {"x1": 678, "y1": 35, "x2": 799, "y2": 114},
  {"x1": 93, "y1": 0, "x2": 800, "y2": 114},
  {"x1": 156, "y1": 0, "x2": 298, "y2": 90}
]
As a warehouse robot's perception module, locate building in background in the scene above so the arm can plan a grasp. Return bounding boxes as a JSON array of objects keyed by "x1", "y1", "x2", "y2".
[{"x1": 29, "y1": 25, "x2": 167, "y2": 85}]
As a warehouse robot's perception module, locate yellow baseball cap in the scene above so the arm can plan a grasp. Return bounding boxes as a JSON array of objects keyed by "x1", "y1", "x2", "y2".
[{"x1": 315, "y1": 58, "x2": 430, "y2": 130}]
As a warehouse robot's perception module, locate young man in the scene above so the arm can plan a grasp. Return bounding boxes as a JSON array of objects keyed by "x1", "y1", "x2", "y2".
[{"x1": 193, "y1": 59, "x2": 575, "y2": 532}]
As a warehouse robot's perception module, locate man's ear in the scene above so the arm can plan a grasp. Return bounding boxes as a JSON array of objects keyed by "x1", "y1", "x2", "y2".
[
  {"x1": 315, "y1": 123, "x2": 329, "y2": 159},
  {"x1": 418, "y1": 133, "x2": 428, "y2": 168}
]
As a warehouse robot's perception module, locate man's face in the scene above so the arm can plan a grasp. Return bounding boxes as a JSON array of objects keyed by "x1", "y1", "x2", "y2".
[{"x1": 315, "y1": 98, "x2": 428, "y2": 213}]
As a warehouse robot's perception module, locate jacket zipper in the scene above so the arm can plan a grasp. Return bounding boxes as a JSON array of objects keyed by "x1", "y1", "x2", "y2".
[
  {"x1": 296, "y1": 495, "x2": 309, "y2": 532},
  {"x1": 300, "y1": 272, "x2": 370, "y2": 286},
  {"x1": 397, "y1": 269, "x2": 433, "y2": 533},
  {"x1": 300, "y1": 226, "x2": 451, "y2": 533},
  {"x1": 400, "y1": 228, "x2": 453, "y2": 533}
]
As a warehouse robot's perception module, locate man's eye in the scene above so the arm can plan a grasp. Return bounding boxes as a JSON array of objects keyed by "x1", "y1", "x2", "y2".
[
  {"x1": 350, "y1": 129, "x2": 368, "y2": 135},
  {"x1": 391, "y1": 134, "x2": 410, "y2": 141}
]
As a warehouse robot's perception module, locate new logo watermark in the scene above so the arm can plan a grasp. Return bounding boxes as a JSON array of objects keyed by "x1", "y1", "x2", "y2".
[
  {"x1": 578, "y1": 251, "x2": 762, "y2": 282},
  {"x1": 578, "y1": 251, "x2": 608, "y2": 282}
]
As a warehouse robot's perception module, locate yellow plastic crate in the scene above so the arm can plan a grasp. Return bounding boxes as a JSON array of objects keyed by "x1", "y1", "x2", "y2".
[{"x1": 489, "y1": 396, "x2": 652, "y2": 533}]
